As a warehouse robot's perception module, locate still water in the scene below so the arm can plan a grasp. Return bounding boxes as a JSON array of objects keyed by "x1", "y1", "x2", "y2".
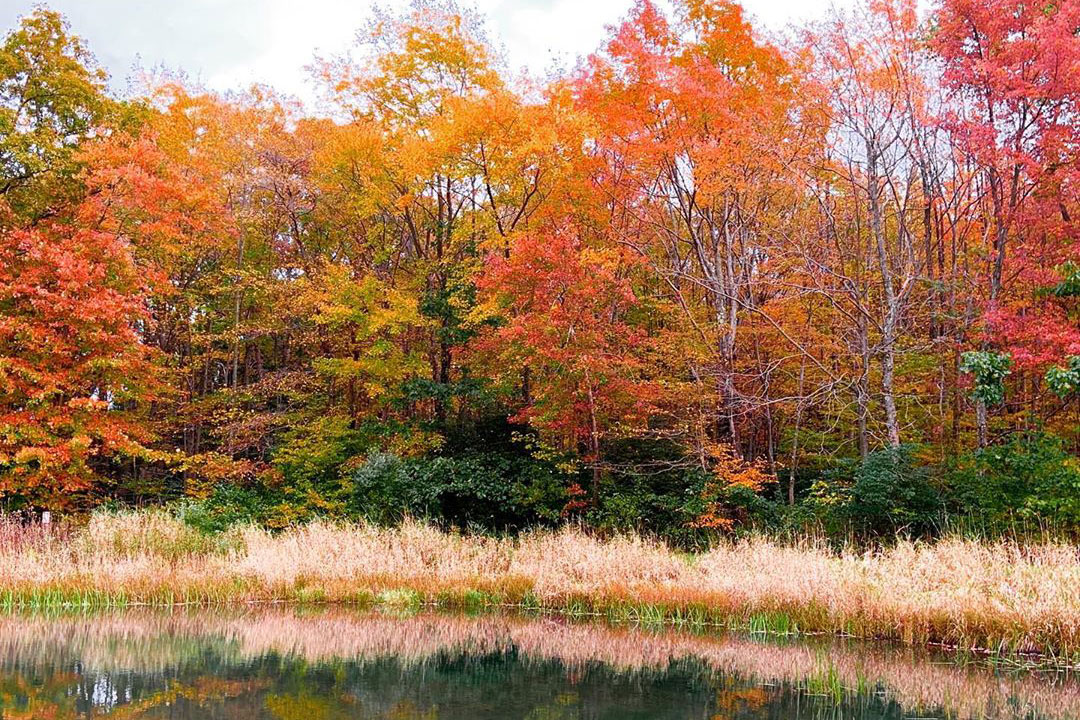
[{"x1": 0, "y1": 608, "x2": 1075, "y2": 719}]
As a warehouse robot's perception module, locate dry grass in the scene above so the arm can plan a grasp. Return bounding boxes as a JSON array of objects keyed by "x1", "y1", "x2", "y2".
[{"x1": 1, "y1": 511, "x2": 1078, "y2": 659}]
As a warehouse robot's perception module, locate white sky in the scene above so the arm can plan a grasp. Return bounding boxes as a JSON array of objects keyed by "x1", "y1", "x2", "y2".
[{"x1": 3, "y1": 0, "x2": 856, "y2": 105}]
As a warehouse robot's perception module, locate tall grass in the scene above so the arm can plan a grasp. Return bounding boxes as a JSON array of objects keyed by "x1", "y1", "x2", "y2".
[{"x1": 1, "y1": 510, "x2": 1078, "y2": 660}]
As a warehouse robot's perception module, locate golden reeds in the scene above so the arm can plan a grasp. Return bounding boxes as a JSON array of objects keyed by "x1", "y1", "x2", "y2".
[{"x1": 1, "y1": 511, "x2": 1078, "y2": 659}]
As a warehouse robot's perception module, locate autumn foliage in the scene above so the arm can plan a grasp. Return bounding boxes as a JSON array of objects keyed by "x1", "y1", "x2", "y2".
[{"x1": 0, "y1": 1, "x2": 1078, "y2": 532}]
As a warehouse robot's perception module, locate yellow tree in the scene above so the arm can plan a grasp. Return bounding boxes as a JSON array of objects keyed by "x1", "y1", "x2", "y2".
[{"x1": 317, "y1": 1, "x2": 577, "y2": 430}]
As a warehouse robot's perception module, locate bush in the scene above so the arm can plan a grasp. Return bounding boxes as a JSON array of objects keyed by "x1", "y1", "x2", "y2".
[
  {"x1": 349, "y1": 451, "x2": 569, "y2": 531},
  {"x1": 582, "y1": 466, "x2": 780, "y2": 548},
  {"x1": 177, "y1": 487, "x2": 270, "y2": 534},
  {"x1": 945, "y1": 432, "x2": 1080, "y2": 533},
  {"x1": 811, "y1": 446, "x2": 941, "y2": 538}
]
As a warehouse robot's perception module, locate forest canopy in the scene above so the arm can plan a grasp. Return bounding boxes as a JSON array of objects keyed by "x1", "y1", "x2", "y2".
[{"x1": 1, "y1": 0, "x2": 1078, "y2": 541}]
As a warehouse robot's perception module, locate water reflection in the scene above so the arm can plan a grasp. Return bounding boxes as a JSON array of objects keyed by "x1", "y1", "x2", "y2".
[{"x1": 0, "y1": 608, "x2": 1073, "y2": 719}]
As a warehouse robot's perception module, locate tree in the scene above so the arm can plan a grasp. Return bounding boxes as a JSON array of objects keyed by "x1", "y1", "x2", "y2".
[
  {"x1": 933, "y1": 0, "x2": 1080, "y2": 446},
  {"x1": 0, "y1": 138, "x2": 169, "y2": 506},
  {"x1": 576, "y1": 0, "x2": 820, "y2": 472},
  {"x1": 933, "y1": 0, "x2": 1080, "y2": 303},
  {"x1": 318, "y1": 0, "x2": 506, "y2": 424},
  {"x1": 0, "y1": 8, "x2": 115, "y2": 221},
  {"x1": 805, "y1": 0, "x2": 942, "y2": 453},
  {"x1": 474, "y1": 222, "x2": 658, "y2": 497}
]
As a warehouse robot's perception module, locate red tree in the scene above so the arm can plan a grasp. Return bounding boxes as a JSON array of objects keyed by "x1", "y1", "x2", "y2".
[
  {"x1": 474, "y1": 222, "x2": 658, "y2": 495},
  {"x1": 0, "y1": 133, "x2": 218, "y2": 505}
]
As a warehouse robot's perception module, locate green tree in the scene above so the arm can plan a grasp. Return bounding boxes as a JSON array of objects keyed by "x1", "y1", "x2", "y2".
[{"x1": 0, "y1": 8, "x2": 114, "y2": 220}]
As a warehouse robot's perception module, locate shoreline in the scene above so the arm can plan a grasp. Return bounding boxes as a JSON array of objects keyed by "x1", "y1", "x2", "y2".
[
  {"x1": 0, "y1": 589, "x2": 1073, "y2": 671},
  {"x1": 2, "y1": 511, "x2": 1078, "y2": 666}
]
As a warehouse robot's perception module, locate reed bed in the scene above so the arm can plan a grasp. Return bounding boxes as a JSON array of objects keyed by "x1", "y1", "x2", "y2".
[
  {"x1": 1, "y1": 511, "x2": 1078, "y2": 661},
  {"x1": 0, "y1": 608, "x2": 1077, "y2": 720}
]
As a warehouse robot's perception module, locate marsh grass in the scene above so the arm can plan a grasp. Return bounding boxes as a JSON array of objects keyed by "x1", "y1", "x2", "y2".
[{"x1": 1, "y1": 510, "x2": 1078, "y2": 662}]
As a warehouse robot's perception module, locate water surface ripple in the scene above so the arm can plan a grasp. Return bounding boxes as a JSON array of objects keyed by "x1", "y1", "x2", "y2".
[{"x1": 0, "y1": 608, "x2": 1075, "y2": 719}]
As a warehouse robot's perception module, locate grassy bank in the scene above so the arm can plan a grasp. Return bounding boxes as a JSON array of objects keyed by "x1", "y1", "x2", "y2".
[{"x1": 1, "y1": 511, "x2": 1078, "y2": 661}]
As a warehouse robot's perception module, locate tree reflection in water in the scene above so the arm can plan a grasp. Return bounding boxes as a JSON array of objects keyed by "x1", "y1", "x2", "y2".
[{"x1": 0, "y1": 609, "x2": 1073, "y2": 719}]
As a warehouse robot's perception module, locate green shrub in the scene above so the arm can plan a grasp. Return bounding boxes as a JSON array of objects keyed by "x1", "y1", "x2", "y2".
[
  {"x1": 176, "y1": 488, "x2": 269, "y2": 534},
  {"x1": 811, "y1": 446, "x2": 940, "y2": 538},
  {"x1": 960, "y1": 351, "x2": 1013, "y2": 406},
  {"x1": 349, "y1": 451, "x2": 569, "y2": 531},
  {"x1": 581, "y1": 465, "x2": 780, "y2": 549},
  {"x1": 945, "y1": 432, "x2": 1080, "y2": 533},
  {"x1": 1045, "y1": 356, "x2": 1080, "y2": 399},
  {"x1": 348, "y1": 452, "x2": 413, "y2": 525}
]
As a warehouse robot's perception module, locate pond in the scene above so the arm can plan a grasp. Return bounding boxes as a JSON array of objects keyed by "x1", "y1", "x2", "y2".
[{"x1": 0, "y1": 607, "x2": 1075, "y2": 719}]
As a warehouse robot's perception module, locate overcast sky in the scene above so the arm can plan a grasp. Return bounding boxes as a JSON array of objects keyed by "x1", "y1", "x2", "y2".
[{"x1": 4, "y1": 0, "x2": 856, "y2": 104}]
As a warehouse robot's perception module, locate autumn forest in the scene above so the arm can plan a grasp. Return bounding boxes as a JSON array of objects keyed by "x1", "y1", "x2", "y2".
[{"x1": 2, "y1": 0, "x2": 1079, "y2": 541}]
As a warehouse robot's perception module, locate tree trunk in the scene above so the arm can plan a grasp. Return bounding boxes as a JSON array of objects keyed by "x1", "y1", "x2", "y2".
[
  {"x1": 866, "y1": 135, "x2": 901, "y2": 448},
  {"x1": 857, "y1": 311, "x2": 871, "y2": 459},
  {"x1": 788, "y1": 359, "x2": 806, "y2": 505},
  {"x1": 975, "y1": 398, "x2": 988, "y2": 448}
]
